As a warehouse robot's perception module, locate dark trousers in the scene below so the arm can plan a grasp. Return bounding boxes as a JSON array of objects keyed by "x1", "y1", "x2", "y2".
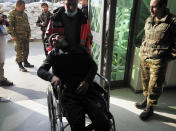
[
  {"x1": 61, "y1": 90, "x2": 110, "y2": 131},
  {"x1": 42, "y1": 32, "x2": 48, "y2": 56}
]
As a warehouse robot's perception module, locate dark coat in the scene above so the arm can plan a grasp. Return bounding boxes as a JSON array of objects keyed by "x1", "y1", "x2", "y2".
[{"x1": 36, "y1": 11, "x2": 52, "y2": 32}]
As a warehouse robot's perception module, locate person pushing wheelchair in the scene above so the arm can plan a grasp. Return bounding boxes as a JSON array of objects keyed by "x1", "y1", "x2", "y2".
[{"x1": 37, "y1": 34, "x2": 110, "y2": 131}]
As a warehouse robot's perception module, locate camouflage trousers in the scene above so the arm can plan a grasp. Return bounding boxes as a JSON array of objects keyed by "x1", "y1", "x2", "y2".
[
  {"x1": 14, "y1": 38, "x2": 29, "y2": 63},
  {"x1": 140, "y1": 59, "x2": 167, "y2": 106},
  {"x1": 0, "y1": 62, "x2": 5, "y2": 82}
]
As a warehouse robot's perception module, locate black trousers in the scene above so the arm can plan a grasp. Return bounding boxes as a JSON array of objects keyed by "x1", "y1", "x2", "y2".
[
  {"x1": 61, "y1": 90, "x2": 110, "y2": 131},
  {"x1": 42, "y1": 32, "x2": 48, "y2": 56}
]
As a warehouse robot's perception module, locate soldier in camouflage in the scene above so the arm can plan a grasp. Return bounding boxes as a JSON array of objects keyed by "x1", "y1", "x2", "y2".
[
  {"x1": 7, "y1": 0, "x2": 34, "y2": 72},
  {"x1": 135, "y1": 0, "x2": 176, "y2": 121}
]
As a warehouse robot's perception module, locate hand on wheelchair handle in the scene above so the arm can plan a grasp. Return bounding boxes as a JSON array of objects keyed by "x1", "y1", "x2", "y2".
[
  {"x1": 51, "y1": 75, "x2": 61, "y2": 88},
  {"x1": 75, "y1": 81, "x2": 89, "y2": 95}
]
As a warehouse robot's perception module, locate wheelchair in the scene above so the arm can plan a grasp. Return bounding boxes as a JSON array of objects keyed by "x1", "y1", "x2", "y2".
[{"x1": 47, "y1": 73, "x2": 116, "y2": 131}]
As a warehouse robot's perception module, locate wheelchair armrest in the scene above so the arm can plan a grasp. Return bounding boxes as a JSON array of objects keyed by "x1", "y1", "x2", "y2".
[
  {"x1": 95, "y1": 73, "x2": 110, "y2": 91},
  {"x1": 50, "y1": 84, "x2": 62, "y2": 100},
  {"x1": 94, "y1": 73, "x2": 111, "y2": 109}
]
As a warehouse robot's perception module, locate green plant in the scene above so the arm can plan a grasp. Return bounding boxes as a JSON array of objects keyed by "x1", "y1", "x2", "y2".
[
  {"x1": 91, "y1": 42, "x2": 100, "y2": 65},
  {"x1": 111, "y1": 7, "x2": 131, "y2": 81}
]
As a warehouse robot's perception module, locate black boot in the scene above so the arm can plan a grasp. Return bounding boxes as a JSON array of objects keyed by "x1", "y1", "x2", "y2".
[
  {"x1": 139, "y1": 106, "x2": 153, "y2": 121},
  {"x1": 24, "y1": 60, "x2": 34, "y2": 68},
  {"x1": 18, "y1": 62, "x2": 27, "y2": 72},
  {"x1": 135, "y1": 96, "x2": 147, "y2": 109},
  {"x1": 0, "y1": 78, "x2": 13, "y2": 86}
]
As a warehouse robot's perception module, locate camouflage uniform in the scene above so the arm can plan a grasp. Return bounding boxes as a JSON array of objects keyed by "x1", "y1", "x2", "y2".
[
  {"x1": 0, "y1": 35, "x2": 6, "y2": 82},
  {"x1": 7, "y1": 9, "x2": 31, "y2": 63},
  {"x1": 140, "y1": 9, "x2": 176, "y2": 106}
]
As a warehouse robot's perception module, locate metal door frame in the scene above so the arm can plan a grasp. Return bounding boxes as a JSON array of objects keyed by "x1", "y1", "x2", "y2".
[
  {"x1": 88, "y1": 0, "x2": 108, "y2": 75},
  {"x1": 105, "y1": 0, "x2": 139, "y2": 88}
]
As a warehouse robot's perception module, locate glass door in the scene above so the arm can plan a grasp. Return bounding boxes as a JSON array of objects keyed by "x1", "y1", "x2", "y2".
[
  {"x1": 105, "y1": 0, "x2": 135, "y2": 87},
  {"x1": 89, "y1": 0, "x2": 107, "y2": 74}
]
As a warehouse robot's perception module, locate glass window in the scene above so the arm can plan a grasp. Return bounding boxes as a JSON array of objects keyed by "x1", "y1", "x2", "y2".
[
  {"x1": 91, "y1": 42, "x2": 100, "y2": 65},
  {"x1": 167, "y1": 0, "x2": 176, "y2": 14},
  {"x1": 134, "y1": 0, "x2": 150, "y2": 47},
  {"x1": 89, "y1": 0, "x2": 103, "y2": 33}
]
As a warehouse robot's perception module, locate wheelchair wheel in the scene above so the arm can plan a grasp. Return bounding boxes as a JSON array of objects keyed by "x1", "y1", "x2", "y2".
[
  {"x1": 109, "y1": 115, "x2": 116, "y2": 131},
  {"x1": 47, "y1": 87, "x2": 58, "y2": 131}
]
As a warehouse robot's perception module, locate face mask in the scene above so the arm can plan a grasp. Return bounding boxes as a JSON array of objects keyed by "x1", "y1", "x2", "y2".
[{"x1": 65, "y1": 9, "x2": 78, "y2": 17}]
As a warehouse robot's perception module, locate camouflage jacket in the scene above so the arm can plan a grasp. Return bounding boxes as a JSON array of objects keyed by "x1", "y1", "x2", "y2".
[
  {"x1": 140, "y1": 10, "x2": 176, "y2": 61},
  {"x1": 7, "y1": 9, "x2": 31, "y2": 38}
]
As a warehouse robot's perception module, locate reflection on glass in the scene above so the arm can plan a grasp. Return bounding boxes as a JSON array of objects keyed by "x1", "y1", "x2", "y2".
[
  {"x1": 135, "y1": 0, "x2": 150, "y2": 47},
  {"x1": 89, "y1": 0, "x2": 102, "y2": 33},
  {"x1": 91, "y1": 42, "x2": 100, "y2": 65},
  {"x1": 111, "y1": 0, "x2": 134, "y2": 81}
]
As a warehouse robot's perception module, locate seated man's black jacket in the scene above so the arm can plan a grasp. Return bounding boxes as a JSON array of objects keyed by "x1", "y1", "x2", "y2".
[{"x1": 37, "y1": 45, "x2": 97, "y2": 90}]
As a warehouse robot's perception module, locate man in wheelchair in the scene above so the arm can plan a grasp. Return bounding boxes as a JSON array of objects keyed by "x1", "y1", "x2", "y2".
[{"x1": 37, "y1": 34, "x2": 111, "y2": 131}]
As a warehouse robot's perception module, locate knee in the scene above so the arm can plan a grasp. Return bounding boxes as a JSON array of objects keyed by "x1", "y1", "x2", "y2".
[{"x1": 95, "y1": 117, "x2": 110, "y2": 131}]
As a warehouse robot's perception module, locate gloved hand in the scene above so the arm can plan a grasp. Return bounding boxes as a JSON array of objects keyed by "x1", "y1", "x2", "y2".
[{"x1": 75, "y1": 81, "x2": 89, "y2": 95}]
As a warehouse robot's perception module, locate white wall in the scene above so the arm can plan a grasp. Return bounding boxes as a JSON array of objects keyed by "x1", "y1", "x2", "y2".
[{"x1": 0, "y1": 2, "x2": 63, "y2": 40}]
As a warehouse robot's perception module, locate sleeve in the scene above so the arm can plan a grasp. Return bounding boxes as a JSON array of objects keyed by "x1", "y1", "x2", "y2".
[
  {"x1": 170, "y1": 18, "x2": 176, "y2": 59},
  {"x1": 36, "y1": 16, "x2": 42, "y2": 27},
  {"x1": 45, "y1": 19, "x2": 53, "y2": 37},
  {"x1": 83, "y1": 53, "x2": 98, "y2": 83},
  {"x1": 37, "y1": 51, "x2": 55, "y2": 81},
  {"x1": 86, "y1": 20, "x2": 93, "y2": 54},
  {"x1": 7, "y1": 11, "x2": 16, "y2": 38},
  {"x1": 26, "y1": 14, "x2": 31, "y2": 37},
  {"x1": 80, "y1": 20, "x2": 93, "y2": 54}
]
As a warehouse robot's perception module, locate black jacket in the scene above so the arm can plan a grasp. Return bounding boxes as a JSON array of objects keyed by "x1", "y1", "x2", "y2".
[
  {"x1": 37, "y1": 45, "x2": 97, "y2": 88},
  {"x1": 36, "y1": 11, "x2": 52, "y2": 32}
]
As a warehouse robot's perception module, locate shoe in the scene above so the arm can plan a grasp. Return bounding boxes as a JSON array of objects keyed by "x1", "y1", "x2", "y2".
[
  {"x1": 0, "y1": 97, "x2": 11, "y2": 102},
  {"x1": 0, "y1": 78, "x2": 13, "y2": 86},
  {"x1": 18, "y1": 62, "x2": 28, "y2": 72},
  {"x1": 139, "y1": 106, "x2": 153, "y2": 121},
  {"x1": 135, "y1": 96, "x2": 147, "y2": 109},
  {"x1": 24, "y1": 60, "x2": 34, "y2": 68}
]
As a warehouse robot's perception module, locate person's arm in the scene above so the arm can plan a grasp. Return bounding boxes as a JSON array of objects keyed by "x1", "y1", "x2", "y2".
[
  {"x1": 26, "y1": 13, "x2": 31, "y2": 39},
  {"x1": 83, "y1": 53, "x2": 98, "y2": 83},
  {"x1": 36, "y1": 15, "x2": 42, "y2": 27},
  {"x1": 37, "y1": 51, "x2": 61, "y2": 87},
  {"x1": 7, "y1": 11, "x2": 16, "y2": 38},
  {"x1": 45, "y1": 19, "x2": 53, "y2": 37},
  {"x1": 37, "y1": 51, "x2": 55, "y2": 81},
  {"x1": 76, "y1": 52, "x2": 97, "y2": 95}
]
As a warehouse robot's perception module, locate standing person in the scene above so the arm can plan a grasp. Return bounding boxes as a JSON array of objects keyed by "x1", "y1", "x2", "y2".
[
  {"x1": 0, "y1": 13, "x2": 13, "y2": 86},
  {"x1": 81, "y1": 0, "x2": 88, "y2": 18},
  {"x1": 7, "y1": 0, "x2": 34, "y2": 72},
  {"x1": 46, "y1": 0, "x2": 92, "y2": 54},
  {"x1": 136, "y1": 0, "x2": 176, "y2": 121},
  {"x1": 0, "y1": 13, "x2": 13, "y2": 102},
  {"x1": 36, "y1": 2, "x2": 52, "y2": 56}
]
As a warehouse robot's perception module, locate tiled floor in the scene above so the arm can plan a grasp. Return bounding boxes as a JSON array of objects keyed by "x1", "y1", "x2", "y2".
[{"x1": 0, "y1": 42, "x2": 176, "y2": 131}]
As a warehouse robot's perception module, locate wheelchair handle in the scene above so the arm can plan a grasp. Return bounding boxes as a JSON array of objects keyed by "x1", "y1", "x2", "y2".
[{"x1": 96, "y1": 73, "x2": 110, "y2": 90}]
